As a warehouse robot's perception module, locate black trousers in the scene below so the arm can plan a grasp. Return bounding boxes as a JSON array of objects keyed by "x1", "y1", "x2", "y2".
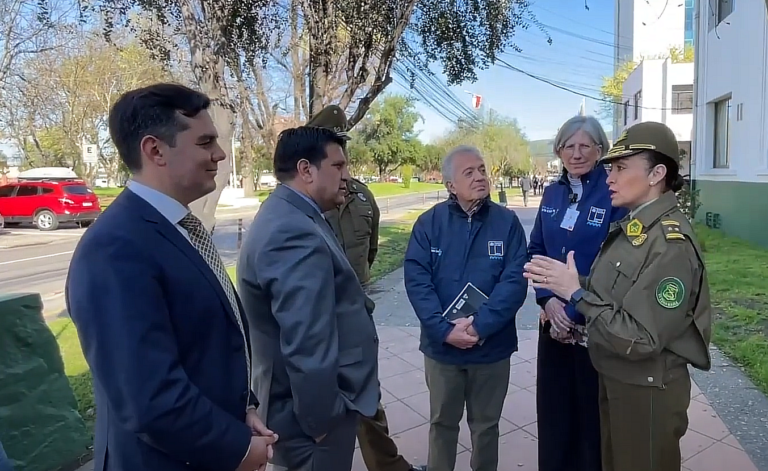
[{"x1": 536, "y1": 322, "x2": 602, "y2": 471}]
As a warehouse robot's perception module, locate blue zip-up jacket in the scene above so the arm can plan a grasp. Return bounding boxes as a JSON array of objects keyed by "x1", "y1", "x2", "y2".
[
  {"x1": 528, "y1": 165, "x2": 627, "y2": 324},
  {"x1": 404, "y1": 197, "x2": 529, "y2": 365}
]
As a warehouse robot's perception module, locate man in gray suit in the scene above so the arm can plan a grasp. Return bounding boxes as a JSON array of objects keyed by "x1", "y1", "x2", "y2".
[{"x1": 237, "y1": 125, "x2": 380, "y2": 471}]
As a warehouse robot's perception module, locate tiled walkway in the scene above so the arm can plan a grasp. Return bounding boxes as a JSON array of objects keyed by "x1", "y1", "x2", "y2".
[{"x1": 357, "y1": 326, "x2": 759, "y2": 471}]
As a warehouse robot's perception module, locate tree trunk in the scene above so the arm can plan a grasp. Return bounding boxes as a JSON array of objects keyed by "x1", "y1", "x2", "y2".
[
  {"x1": 241, "y1": 159, "x2": 255, "y2": 196},
  {"x1": 188, "y1": 102, "x2": 233, "y2": 231},
  {"x1": 178, "y1": 0, "x2": 233, "y2": 231},
  {"x1": 290, "y1": 0, "x2": 304, "y2": 122}
]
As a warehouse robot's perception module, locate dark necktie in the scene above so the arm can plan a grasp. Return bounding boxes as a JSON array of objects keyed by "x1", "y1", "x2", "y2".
[{"x1": 179, "y1": 213, "x2": 251, "y2": 405}]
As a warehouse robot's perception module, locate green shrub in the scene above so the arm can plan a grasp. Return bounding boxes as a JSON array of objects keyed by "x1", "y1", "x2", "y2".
[{"x1": 401, "y1": 165, "x2": 413, "y2": 189}]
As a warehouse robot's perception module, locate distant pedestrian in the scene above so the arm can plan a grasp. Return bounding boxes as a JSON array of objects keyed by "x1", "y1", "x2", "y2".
[
  {"x1": 520, "y1": 175, "x2": 532, "y2": 207},
  {"x1": 404, "y1": 145, "x2": 529, "y2": 471},
  {"x1": 532, "y1": 176, "x2": 540, "y2": 195}
]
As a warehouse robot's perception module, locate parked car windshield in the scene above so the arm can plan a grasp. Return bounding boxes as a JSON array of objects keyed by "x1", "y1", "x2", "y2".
[{"x1": 62, "y1": 185, "x2": 93, "y2": 195}]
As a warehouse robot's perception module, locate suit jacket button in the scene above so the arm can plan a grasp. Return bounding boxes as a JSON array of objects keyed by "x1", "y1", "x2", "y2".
[
  {"x1": 241, "y1": 391, "x2": 249, "y2": 400},
  {"x1": 647, "y1": 376, "x2": 654, "y2": 383}
]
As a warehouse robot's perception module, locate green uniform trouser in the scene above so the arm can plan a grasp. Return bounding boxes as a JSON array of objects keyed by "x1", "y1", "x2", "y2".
[
  {"x1": 357, "y1": 402, "x2": 412, "y2": 471},
  {"x1": 599, "y1": 371, "x2": 691, "y2": 471},
  {"x1": 424, "y1": 356, "x2": 511, "y2": 471}
]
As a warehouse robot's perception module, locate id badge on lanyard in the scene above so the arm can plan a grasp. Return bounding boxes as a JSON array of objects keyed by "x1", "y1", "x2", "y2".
[{"x1": 560, "y1": 208, "x2": 580, "y2": 231}]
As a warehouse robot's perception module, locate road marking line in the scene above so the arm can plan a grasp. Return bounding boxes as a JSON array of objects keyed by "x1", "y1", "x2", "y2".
[
  {"x1": 5, "y1": 230, "x2": 84, "y2": 237},
  {"x1": 0, "y1": 250, "x2": 75, "y2": 266}
]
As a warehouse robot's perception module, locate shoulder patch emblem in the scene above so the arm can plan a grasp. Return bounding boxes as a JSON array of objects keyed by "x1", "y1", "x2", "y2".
[
  {"x1": 357, "y1": 192, "x2": 367, "y2": 202},
  {"x1": 656, "y1": 277, "x2": 685, "y2": 309},
  {"x1": 631, "y1": 233, "x2": 648, "y2": 246},
  {"x1": 626, "y1": 218, "x2": 644, "y2": 237}
]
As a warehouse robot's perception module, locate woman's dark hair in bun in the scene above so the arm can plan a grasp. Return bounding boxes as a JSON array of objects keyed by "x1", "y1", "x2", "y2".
[{"x1": 644, "y1": 150, "x2": 685, "y2": 193}]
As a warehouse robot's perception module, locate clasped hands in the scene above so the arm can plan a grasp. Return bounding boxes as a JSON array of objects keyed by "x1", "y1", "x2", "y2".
[
  {"x1": 446, "y1": 315, "x2": 479, "y2": 349},
  {"x1": 237, "y1": 409, "x2": 279, "y2": 471}
]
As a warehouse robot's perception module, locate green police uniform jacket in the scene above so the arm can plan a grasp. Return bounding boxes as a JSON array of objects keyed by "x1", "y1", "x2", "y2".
[
  {"x1": 575, "y1": 191, "x2": 712, "y2": 388},
  {"x1": 324, "y1": 178, "x2": 380, "y2": 285}
]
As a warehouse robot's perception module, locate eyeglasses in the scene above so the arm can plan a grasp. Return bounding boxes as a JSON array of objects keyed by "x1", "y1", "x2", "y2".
[{"x1": 559, "y1": 143, "x2": 601, "y2": 158}]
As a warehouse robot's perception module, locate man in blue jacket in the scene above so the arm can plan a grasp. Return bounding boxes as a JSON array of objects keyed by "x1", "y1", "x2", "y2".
[{"x1": 404, "y1": 145, "x2": 529, "y2": 471}]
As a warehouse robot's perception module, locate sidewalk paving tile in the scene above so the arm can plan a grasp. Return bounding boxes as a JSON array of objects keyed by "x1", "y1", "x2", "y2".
[
  {"x1": 348, "y1": 326, "x2": 760, "y2": 471},
  {"x1": 79, "y1": 323, "x2": 760, "y2": 471}
]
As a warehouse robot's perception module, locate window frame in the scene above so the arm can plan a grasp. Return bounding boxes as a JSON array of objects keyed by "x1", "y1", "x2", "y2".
[{"x1": 713, "y1": 98, "x2": 731, "y2": 169}]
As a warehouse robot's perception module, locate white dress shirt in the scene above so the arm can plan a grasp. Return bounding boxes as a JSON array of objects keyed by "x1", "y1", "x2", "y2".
[{"x1": 126, "y1": 180, "x2": 192, "y2": 241}]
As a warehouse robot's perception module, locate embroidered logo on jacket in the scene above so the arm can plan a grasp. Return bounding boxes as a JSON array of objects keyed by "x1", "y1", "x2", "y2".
[
  {"x1": 488, "y1": 241, "x2": 504, "y2": 260},
  {"x1": 587, "y1": 206, "x2": 606, "y2": 227}
]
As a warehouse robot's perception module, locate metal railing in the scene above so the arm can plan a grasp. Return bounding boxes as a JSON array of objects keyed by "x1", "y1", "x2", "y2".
[{"x1": 379, "y1": 190, "x2": 448, "y2": 214}]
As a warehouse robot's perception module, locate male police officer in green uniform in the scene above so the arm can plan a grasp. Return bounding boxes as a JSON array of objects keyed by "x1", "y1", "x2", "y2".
[{"x1": 307, "y1": 106, "x2": 426, "y2": 471}]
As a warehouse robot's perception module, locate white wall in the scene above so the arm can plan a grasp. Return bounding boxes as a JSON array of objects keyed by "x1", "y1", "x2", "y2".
[
  {"x1": 620, "y1": 59, "x2": 694, "y2": 141},
  {"x1": 693, "y1": 0, "x2": 768, "y2": 184},
  {"x1": 615, "y1": 0, "x2": 687, "y2": 62},
  {"x1": 614, "y1": 0, "x2": 688, "y2": 141}
]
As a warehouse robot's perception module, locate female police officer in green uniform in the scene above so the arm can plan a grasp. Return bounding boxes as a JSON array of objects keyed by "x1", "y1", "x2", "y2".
[{"x1": 524, "y1": 121, "x2": 712, "y2": 471}]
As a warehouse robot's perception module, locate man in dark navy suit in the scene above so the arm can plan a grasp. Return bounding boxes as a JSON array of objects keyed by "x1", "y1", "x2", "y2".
[{"x1": 65, "y1": 83, "x2": 276, "y2": 471}]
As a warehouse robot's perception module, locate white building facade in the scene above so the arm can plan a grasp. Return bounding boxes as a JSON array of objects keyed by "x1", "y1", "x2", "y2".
[
  {"x1": 620, "y1": 58, "x2": 694, "y2": 176},
  {"x1": 613, "y1": 0, "x2": 696, "y2": 138},
  {"x1": 692, "y1": 0, "x2": 768, "y2": 247}
]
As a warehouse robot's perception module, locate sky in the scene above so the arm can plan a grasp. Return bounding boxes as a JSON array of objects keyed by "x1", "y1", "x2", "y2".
[
  {"x1": 400, "y1": 0, "x2": 618, "y2": 143},
  {"x1": 1, "y1": 0, "x2": 619, "y2": 161}
]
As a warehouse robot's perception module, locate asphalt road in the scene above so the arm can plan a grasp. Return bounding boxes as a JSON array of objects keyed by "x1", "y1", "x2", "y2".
[{"x1": 0, "y1": 190, "x2": 452, "y2": 316}]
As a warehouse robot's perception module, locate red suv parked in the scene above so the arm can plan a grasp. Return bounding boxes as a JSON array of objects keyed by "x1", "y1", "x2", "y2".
[{"x1": 0, "y1": 179, "x2": 101, "y2": 231}]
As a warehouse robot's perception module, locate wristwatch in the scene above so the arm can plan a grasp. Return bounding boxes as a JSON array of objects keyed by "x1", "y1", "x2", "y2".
[{"x1": 569, "y1": 288, "x2": 585, "y2": 306}]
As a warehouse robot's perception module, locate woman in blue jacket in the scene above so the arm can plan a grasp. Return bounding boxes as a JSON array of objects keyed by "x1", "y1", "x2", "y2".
[{"x1": 528, "y1": 115, "x2": 626, "y2": 471}]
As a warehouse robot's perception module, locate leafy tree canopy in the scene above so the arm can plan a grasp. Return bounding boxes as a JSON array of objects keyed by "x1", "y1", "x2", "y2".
[
  {"x1": 433, "y1": 109, "x2": 533, "y2": 180},
  {"x1": 349, "y1": 94, "x2": 423, "y2": 177}
]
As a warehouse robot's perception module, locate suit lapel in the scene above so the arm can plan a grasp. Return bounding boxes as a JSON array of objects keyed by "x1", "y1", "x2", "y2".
[
  {"x1": 120, "y1": 190, "x2": 240, "y2": 326},
  {"x1": 273, "y1": 184, "x2": 354, "y2": 270}
]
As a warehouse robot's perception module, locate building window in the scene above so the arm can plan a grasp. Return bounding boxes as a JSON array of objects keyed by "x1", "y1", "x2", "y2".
[
  {"x1": 713, "y1": 98, "x2": 731, "y2": 169},
  {"x1": 684, "y1": 0, "x2": 695, "y2": 48},
  {"x1": 671, "y1": 85, "x2": 694, "y2": 114},
  {"x1": 633, "y1": 90, "x2": 642, "y2": 120},
  {"x1": 717, "y1": 0, "x2": 733, "y2": 24},
  {"x1": 623, "y1": 101, "x2": 629, "y2": 125}
]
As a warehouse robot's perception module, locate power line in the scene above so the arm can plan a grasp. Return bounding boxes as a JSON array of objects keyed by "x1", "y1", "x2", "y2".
[{"x1": 494, "y1": 58, "x2": 699, "y2": 112}]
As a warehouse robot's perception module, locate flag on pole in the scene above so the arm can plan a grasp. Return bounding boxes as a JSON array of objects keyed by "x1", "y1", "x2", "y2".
[{"x1": 472, "y1": 94, "x2": 482, "y2": 109}]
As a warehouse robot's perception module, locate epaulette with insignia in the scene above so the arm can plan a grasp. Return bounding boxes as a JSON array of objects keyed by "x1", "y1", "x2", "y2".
[{"x1": 662, "y1": 220, "x2": 686, "y2": 241}]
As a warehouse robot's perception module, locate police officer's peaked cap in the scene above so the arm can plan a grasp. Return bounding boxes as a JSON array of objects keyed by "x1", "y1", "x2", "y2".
[
  {"x1": 305, "y1": 105, "x2": 351, "y2": 141},
  {"x1": 602, "y1": 121, "x2": 680, "y2": 167}
]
